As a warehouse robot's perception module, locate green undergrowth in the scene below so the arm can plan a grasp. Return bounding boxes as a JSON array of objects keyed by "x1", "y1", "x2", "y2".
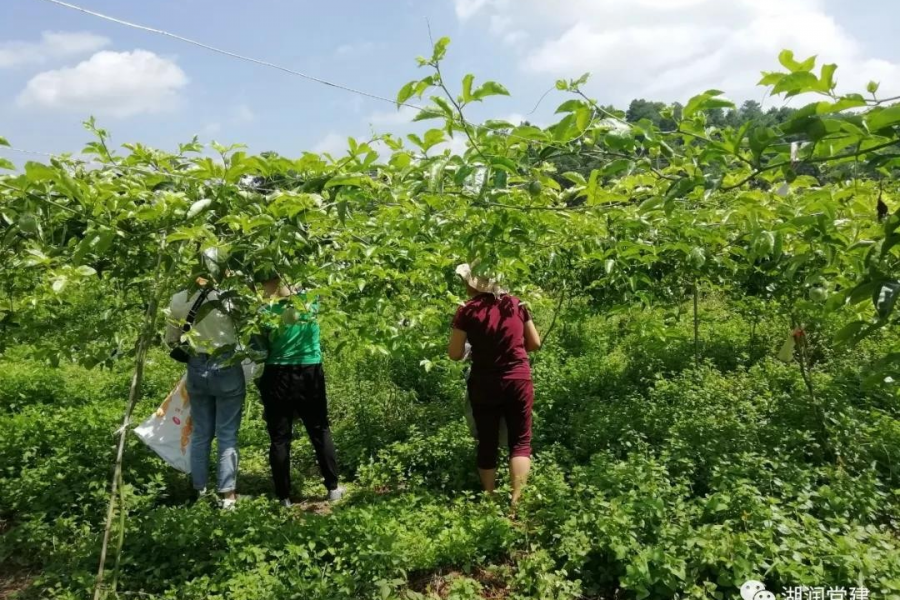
[{"x1": 2, "y1": 302, "x2": 900, "y2": 599}]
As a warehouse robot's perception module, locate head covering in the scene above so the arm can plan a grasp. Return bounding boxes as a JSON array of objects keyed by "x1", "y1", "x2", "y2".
[
  {"x1": 202, "y1": 247, "x2": 227, "y2": 280},
  {"x1": 455, "y1": 263, "x2": 507, "y2": 296}
]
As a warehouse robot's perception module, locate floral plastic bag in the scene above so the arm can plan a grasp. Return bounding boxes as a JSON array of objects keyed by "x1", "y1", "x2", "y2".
[{"x1": 133, "y1": 375, "x2": 192, "y2": 473}]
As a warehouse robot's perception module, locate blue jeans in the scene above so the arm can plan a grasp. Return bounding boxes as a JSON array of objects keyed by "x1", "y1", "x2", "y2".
[{"x1": 186, "y1": 355, "x2": 245, "y2": 493}]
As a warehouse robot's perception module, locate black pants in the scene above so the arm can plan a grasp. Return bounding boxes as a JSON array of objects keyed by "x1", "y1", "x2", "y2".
[{"x1": 259, "y1": 363, "x2": 339, "y2": 498}]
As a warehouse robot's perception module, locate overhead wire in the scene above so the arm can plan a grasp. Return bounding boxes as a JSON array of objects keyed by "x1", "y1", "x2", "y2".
[
  {"x1": 11, "y1": 0, "x2": 656, "y2": 221},
  {"x1": 34, "y1": 0, "x2": 624, "y2": 155},
  {"x1": 36, "y1": 0, "x2": 416, "y2": 110}
]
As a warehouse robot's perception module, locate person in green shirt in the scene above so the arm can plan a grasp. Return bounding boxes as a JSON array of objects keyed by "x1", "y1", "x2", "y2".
[{"x1": 254, "y1": 272, "x2": 342, "y2": 507}]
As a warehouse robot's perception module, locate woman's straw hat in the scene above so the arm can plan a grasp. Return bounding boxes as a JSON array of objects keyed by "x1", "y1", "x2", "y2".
[{"x1": 455, "y1": 263, "x2": 507, "y2": 296}]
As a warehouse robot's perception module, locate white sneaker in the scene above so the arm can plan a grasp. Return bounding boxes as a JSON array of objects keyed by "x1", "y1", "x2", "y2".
[
  {"x1": 279, "y1": 498, "x2": 293, "y2": 508},
  {"x1": 327, "y1": 487, "x2": 345, "y2": 503},
  {"x1": 221, "y1": 497, "x2": 237, "y2": 511}
]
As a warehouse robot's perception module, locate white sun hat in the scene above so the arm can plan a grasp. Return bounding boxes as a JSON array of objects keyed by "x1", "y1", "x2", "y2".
[
  {"x1": 455, "y1": 262, "x2": 507, "y2": 296},
  {"x1": 202, "y1": 247, "x2": 227, "y2": 279}
]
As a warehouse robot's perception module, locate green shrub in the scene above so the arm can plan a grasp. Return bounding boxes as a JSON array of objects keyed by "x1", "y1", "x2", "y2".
[{"x1": 4, "y1": 304, "x2": 900, "y2": 600}]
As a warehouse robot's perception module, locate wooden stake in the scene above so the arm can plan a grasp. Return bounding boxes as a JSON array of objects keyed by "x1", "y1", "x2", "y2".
[{"x1": 94, "y1": 235, "x2": 169, "y2": 600}]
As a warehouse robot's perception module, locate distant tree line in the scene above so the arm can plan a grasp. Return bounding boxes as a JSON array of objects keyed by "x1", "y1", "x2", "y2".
[{"x1": 624, "y1": 99, "x2": 796, "y2": 130}]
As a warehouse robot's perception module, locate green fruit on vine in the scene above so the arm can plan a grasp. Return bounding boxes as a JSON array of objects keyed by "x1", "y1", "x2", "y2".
[
  {"x1": 18, "y1": 214, "x2": 39, "y2": 235},
  {"x1": 809, "y1": 287, "x2": 827, "y2": 302},
  {"x1": 527, "y1": 180, "x2": 542, "y2": 196}
]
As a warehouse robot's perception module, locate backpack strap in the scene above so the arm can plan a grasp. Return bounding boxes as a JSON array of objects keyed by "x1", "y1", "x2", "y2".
[{"x1": 182, "y1": 288, "x2": 211, "y2": 333}]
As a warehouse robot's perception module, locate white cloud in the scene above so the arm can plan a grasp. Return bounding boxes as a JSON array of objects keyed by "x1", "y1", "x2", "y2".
[
  {"x1": 434, "y1": 134, "x2": 469, "y2": 156},
  {"x1": 203, "y1": 122, "x2": 222, "y2": 136},
  {"x1": 335, "y1": 41, "x2": 379, "y2": 58},
  {"x1": 503, "y1": 31, "x2": 528, "y2": 46},
  {"x1": 233, "y1": 104, "x2": 256, "y2": 123},
  {"x1": 454, "y1": 0, "x2": 492, "y2": 20},
  {"x1": 0, "y1": 31, "x2": 110, "y2": 68},
  {"x1": 367, "y1": 105, "x2": 419, "y2": 127},
  {"x1": 455, "y1": 0, "x2": 900, "y2": 103},
  {"x1": 17, "y1": 50, "x2": 189, "y2": 118},
  {"x1": 489, "y1": 14, "x2": 528, "y2": 46},
  {"x1": 313, "y1": 132, "x2": 348, "y2": 155}
]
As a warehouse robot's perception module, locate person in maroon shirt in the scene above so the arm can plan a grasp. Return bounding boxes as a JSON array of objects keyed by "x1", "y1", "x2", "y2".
[{"x1": 448, "y1": 264, "x2": 541, "y2": 505}]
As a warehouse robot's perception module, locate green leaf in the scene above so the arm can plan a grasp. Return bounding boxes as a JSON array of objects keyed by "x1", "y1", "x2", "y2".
[
  {"x1": 24, "y1": 161, "x2": 57, "y2": 183},
  {"x1": 490, "y1": 156, "x2": 517, "y2": 173},
  {"x1": 412, "y1": 108, "x2": 445, "y2": 122},
  {"x1": 422, "y1": 129, "x2": 446, "y2": 152},
  {"x1": 187, "y1": 198, "x2": 212, "y2": 219},
  {"x1": 397, "y1": 80, "x2": 417, "y2": 106},
  {"x1": 17, "y1": 214, "x2": 39, "y2": 235},
  {"x1": 555, "y1": 99, "x2": 588, "y2": 114},
  {"x1": 778, "y1": 50, "x2": 816, "y2": 72},
  {"x1": 51, "y1": 277, "x2": 67, "y2": 294},
  {"x1": 683, "y1": 90, "x2": 735, "y2": 119},
  {"x1": 776, "y1": 334, "x2": 796, "y2": 363},
  {"x1": 407, "y1": 133, "x2": 426, "y2": 150},
  {"x1": 834, "y1": 321, "x2": 867, "y2": 345},
  {"x1": 689, "y1": 247, "x2": 706, "y2": 269},
  {"x1": 604, "y1": 259, "x2": 614, "y2": 274},
  {"x1": 390, "y1": 151, "x2": 412, "y2": 169},
  {"x1": 0, "y1": 157, "x2": 14, "y2": 170},
  {"x1": 866, "y1": 106, "x2": 900, "y2": 131},
  {"x1": 639, "y1": 196, "x2": 664, "y2": 212},
  {"x1": 414, "y1": 77, "x2": 434, "y2": 98},
  {"x1": 73, "y1": 231, "x2": 101, "y2": 264},
  {"x1": 510, "y1": 126, "x2": 548, "y2": 141},
  {"x1": 817, "y1": 63, "x2": 837, "y2": 92},
  {"x1": 551, "y1": 114, "x2": 576, "y2": 142},
  {"x1": 600, "y1": 159, "x2": 634, "y2": 177},
  {"x1": 772, "y1": 72, "x2": 820, "y2": 97},
  {"x1": 461, "y1": 74, "x2": 474, "y2": 103},
  {"x1": 665, "y1": 176, "x2": 700, "y2": 200},
  {"x1": 586, "y1": 169, "x2": 600, "y2": 204},
  {"x1": 0, "y1": 136, "x2": 9, "y2": 147},
  {"x1": 431, "y1": 36, "x2": 451, "y2": 63},
  {"x1": 875, "y1": 282, "x2": 900, "y2": 320},
  {"x1": 816, "y1": 95, "x2": 866, "y2": 114},
  {"x1": 848, "y1": 281, "x2": 881, "y2": 306},
  {"x1": 324, "y1": 174, "x2": 367, "y2": 189},
  {"x1": 758, "y1": 72, "x2": 785, "y2": 86},
  {"x1": 749, "y1": 127, "x2": 779, "y2": 162},
  {"x1": 471, "y1": 81, "x2": 510, "y2": 101},
  {"x1": 562, "y1": 172, "x2": 586, "y2": 185},
  {"x1": 575, "y1": 107, "x2": 592, "y2": 132},
  {"x1": 867, "y1": 80, "x2": 880, "y2": 94},
  {"x1": 95, "y1": 230, "x2": 115, "y2": 255}
]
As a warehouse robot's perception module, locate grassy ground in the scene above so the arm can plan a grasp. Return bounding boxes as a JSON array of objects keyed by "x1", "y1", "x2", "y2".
[{"x1": 2, "y1": 303, "x2": 900, "y2": 599}]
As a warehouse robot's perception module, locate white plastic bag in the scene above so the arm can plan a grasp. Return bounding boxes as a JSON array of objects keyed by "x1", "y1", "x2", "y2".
[
  {"x1": 134, "y1": 376, "x2": 193, "y2": 473},
  {"x1": 241, "y1": 358, "x2": 260, "y2": 387}
]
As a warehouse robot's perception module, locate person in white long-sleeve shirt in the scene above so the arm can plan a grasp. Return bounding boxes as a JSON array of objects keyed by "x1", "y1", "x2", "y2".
[{"x1": 165, "y1": 253, "x2": 245, "y2": 509}]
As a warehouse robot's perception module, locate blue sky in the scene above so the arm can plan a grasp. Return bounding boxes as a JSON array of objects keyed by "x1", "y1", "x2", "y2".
[{"x1": 1, "y1": 0, "x2": 899, "y2": 162}]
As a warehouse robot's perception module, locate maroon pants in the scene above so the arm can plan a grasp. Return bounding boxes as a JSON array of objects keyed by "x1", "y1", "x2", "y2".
[{"x1": 468, "y1": 377, "x2": 533, "y2": 469}]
